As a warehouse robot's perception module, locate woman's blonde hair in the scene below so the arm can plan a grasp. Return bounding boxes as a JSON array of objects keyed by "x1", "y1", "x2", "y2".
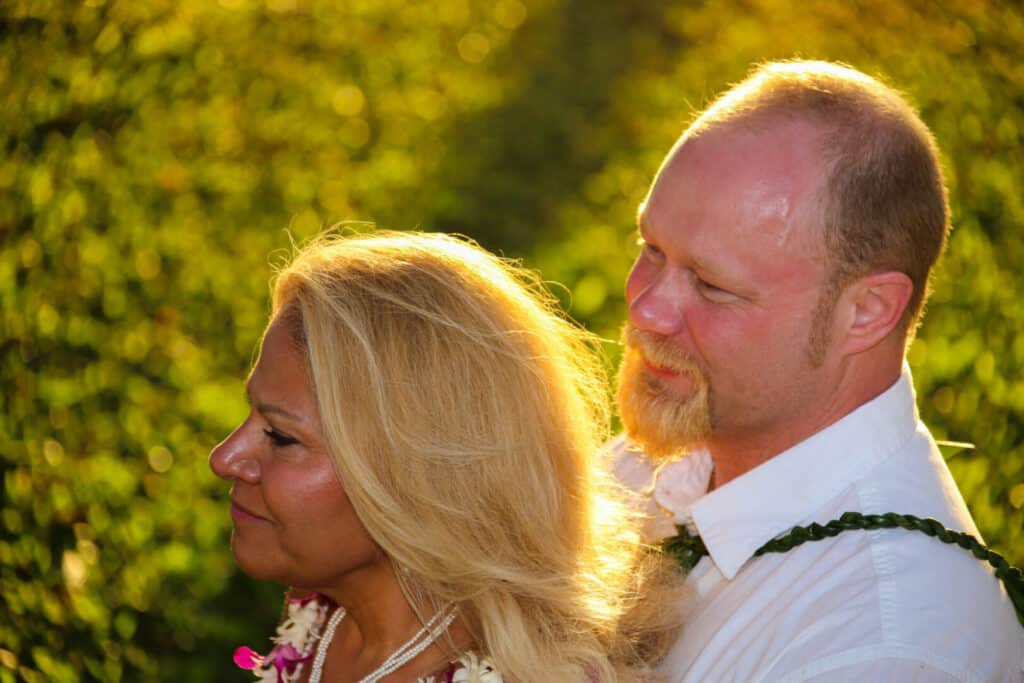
[{"x1": 270, "y1": 230, "x2": 679, "y2": 681}]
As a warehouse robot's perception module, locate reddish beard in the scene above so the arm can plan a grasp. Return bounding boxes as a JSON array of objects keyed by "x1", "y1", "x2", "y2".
[{"x1": 616, "y1": 323, "x2": 711, "y2": 461}]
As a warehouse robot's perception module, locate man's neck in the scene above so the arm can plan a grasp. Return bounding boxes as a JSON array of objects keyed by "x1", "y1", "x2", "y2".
[
  {"x1": 707, "y1": 356, "x2": 905, "y2": 490},
  {"x1": 708, "y1": 428, "x2": 826, "y2": 490}
]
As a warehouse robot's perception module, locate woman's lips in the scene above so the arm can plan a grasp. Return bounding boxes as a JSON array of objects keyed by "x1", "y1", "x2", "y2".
[{"x1": 230, "y1": 500, "x2": 269, "y2": 522}]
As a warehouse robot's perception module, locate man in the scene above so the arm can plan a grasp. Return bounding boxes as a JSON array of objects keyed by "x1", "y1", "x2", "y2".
[{"x1": 614, "y1": 60, "x2": 1023, "y2": 681}]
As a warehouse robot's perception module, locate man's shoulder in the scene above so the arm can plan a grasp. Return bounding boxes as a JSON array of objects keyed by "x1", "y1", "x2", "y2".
[
  {"x1": 660, "y1": 478, "x2": 1024, "y2": 682},
  {"x1": 664, "y1": 523, "x2": 1024, "y2": 682},
  {"x1": 810, "y1": 469, "x2": 1013, "y2": 631}
]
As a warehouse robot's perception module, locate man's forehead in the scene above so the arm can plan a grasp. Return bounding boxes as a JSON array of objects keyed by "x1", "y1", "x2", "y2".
[
  {"x1": 637, "y1": 133, "x2": 827, "y2": 274},
  {"x1": 678, "y1": 119, "x2": 821, "y2": 171},
  {"x1": 650, "y1": 124, "x2": 822, "y2": 215}
]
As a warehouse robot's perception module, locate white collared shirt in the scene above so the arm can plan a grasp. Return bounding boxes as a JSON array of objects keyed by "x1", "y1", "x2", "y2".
[{"x1": 613, "y1": 370, "x2": 1024, "y2": 682}]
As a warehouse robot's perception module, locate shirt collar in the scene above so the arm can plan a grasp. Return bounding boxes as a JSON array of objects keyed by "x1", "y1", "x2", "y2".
[{"x1": 692, "y1": 367, "x2": 919, "y2": 579}]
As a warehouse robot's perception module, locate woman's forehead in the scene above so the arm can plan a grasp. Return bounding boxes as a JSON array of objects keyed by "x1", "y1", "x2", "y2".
[{"x1": 247, "y1": 321, "x2": 318, "y2": 419}]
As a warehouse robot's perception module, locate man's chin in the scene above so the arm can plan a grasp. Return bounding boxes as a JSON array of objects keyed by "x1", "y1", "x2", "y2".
[
  {"x1": 619, "y1": 393, "x2": 710, "y2": 458},
  {"x1": 624, "y1": 424, "x2": 707, "y2": 462},
  {"x1": 617, "y1": 367, "x2": 711, "y2": 461}
]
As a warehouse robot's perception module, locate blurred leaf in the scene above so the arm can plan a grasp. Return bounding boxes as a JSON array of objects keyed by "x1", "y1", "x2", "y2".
[{"x1": 3, "y1": 0, "x2": 1022, "y2": 679}]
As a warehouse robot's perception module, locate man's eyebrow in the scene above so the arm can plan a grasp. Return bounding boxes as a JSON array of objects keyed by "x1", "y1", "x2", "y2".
[
  {"x1": 691, "y1": 255, "x2": 718, "y2": 276},
  {"x1": 635, "y1": 222, "x2": 653, "y2": 248},
  {"x1": 635, "y1": 203, "x2": 648, "y2": 233}
]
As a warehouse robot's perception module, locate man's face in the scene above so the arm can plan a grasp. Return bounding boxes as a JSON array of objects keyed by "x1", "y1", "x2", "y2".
[{"x1": 619, "y1": 120, "x2": 833, "y2": 459}]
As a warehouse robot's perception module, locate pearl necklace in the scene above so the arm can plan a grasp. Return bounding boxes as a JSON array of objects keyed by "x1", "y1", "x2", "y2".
[{"x1": 308, "y1": 605, "x2": 458, "y2": 683}]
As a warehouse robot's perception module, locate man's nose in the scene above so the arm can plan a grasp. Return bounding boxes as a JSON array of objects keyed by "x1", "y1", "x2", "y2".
[
  {"x1": 627, "y1": 272, "x2": 687, "y2": 338},
  {"x1": 209, "y1": 425, "x2": 261, "y2": 483}
]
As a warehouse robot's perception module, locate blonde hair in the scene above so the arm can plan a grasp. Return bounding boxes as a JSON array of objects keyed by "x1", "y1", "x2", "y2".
[
  {"x1": 680, "y1": 59, "x2": 949, "y2": 345},
  {"x1": 270, "y1": 230, "x2": 679, "y2": 681}
]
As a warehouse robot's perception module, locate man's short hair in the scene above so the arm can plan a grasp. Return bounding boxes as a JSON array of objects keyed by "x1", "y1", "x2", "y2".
[{"x1": 688, "y1": 60, "x2": 950, "y2": 343}]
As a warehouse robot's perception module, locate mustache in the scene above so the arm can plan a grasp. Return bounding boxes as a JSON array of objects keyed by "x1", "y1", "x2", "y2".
[{"x1": 622, "y1": 323, "x2": 700, "y2": 373}]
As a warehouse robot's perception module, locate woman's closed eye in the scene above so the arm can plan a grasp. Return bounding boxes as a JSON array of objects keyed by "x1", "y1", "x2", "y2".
[{"x1": 264, "y1": 427, "x2": 298, "y2": 448}]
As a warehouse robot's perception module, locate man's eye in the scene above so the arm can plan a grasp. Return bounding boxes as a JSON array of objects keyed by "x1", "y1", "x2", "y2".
[
  {"x1": 638, "y1": 240, "x2": 664, "y2": 261},
  {"x1": 264, "y1": 428, "x2": 298, "y2": 447},
  {"x1": 696, "y1": 278, "x2": 733, "y2": 300}
]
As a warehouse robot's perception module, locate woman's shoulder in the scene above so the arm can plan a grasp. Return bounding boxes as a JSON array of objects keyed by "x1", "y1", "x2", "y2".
[{"x1": 418, "y1": 652, "x2": 504, "y2": 683}]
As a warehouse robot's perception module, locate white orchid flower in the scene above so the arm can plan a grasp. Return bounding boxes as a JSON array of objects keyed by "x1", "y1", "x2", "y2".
[{"x1": 451, "y1": 652, "x2": 503, "y2": 683}]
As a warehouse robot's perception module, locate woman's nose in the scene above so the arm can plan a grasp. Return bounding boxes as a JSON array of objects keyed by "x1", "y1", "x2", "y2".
[{"x1": 209, "y1": 425, "x2": 261, "y2": 483}]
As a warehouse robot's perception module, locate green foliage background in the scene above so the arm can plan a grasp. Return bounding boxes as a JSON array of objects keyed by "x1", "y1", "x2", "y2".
[{"x1": 2, "y1": 0, "x2": 1022, "y2": 679}]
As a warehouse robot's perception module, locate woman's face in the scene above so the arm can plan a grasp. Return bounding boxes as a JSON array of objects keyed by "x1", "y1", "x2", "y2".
[{"x1": 209, "y1": 317, "x2": 383, "y2": 589}]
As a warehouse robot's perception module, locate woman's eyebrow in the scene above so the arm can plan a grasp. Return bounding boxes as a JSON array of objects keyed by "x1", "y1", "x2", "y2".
[
  {"x1": 256, "y1": 402, "x2": 305, "y2": 424},
  {"x1": 244, "y1": 383, "x2": 306, "y2": 424}
]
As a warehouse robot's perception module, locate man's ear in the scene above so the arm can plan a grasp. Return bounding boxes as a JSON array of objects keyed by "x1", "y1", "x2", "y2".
[{"x1": 833, "y1": 271, "x2": 913, "y2": 356}]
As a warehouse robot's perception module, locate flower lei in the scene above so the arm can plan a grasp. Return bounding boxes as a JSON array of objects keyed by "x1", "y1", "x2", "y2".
[
  {"x1": 232, "y1": 593, "x2": 505, "y2": 683},
  {"x1": 422, "y1": 652, "x2": 504, "y2": 683},
  {"x1": 234, "y1": 592, "x2": 331, "y2": 683}
]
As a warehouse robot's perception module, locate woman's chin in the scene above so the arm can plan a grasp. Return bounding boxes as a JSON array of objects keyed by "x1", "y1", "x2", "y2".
[{"x1": 230, "y1": 535, "x2": 282, "y2": 581}]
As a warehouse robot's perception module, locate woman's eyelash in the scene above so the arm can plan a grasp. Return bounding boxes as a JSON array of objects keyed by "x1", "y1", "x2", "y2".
[{"x1": 263, "y1": 428, "x2": 298, "y2": 447}]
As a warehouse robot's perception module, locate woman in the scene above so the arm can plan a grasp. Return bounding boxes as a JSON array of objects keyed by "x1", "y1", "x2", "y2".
[{"x1": 210, "y1": 231, "x2": 680, "y2": 682}]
